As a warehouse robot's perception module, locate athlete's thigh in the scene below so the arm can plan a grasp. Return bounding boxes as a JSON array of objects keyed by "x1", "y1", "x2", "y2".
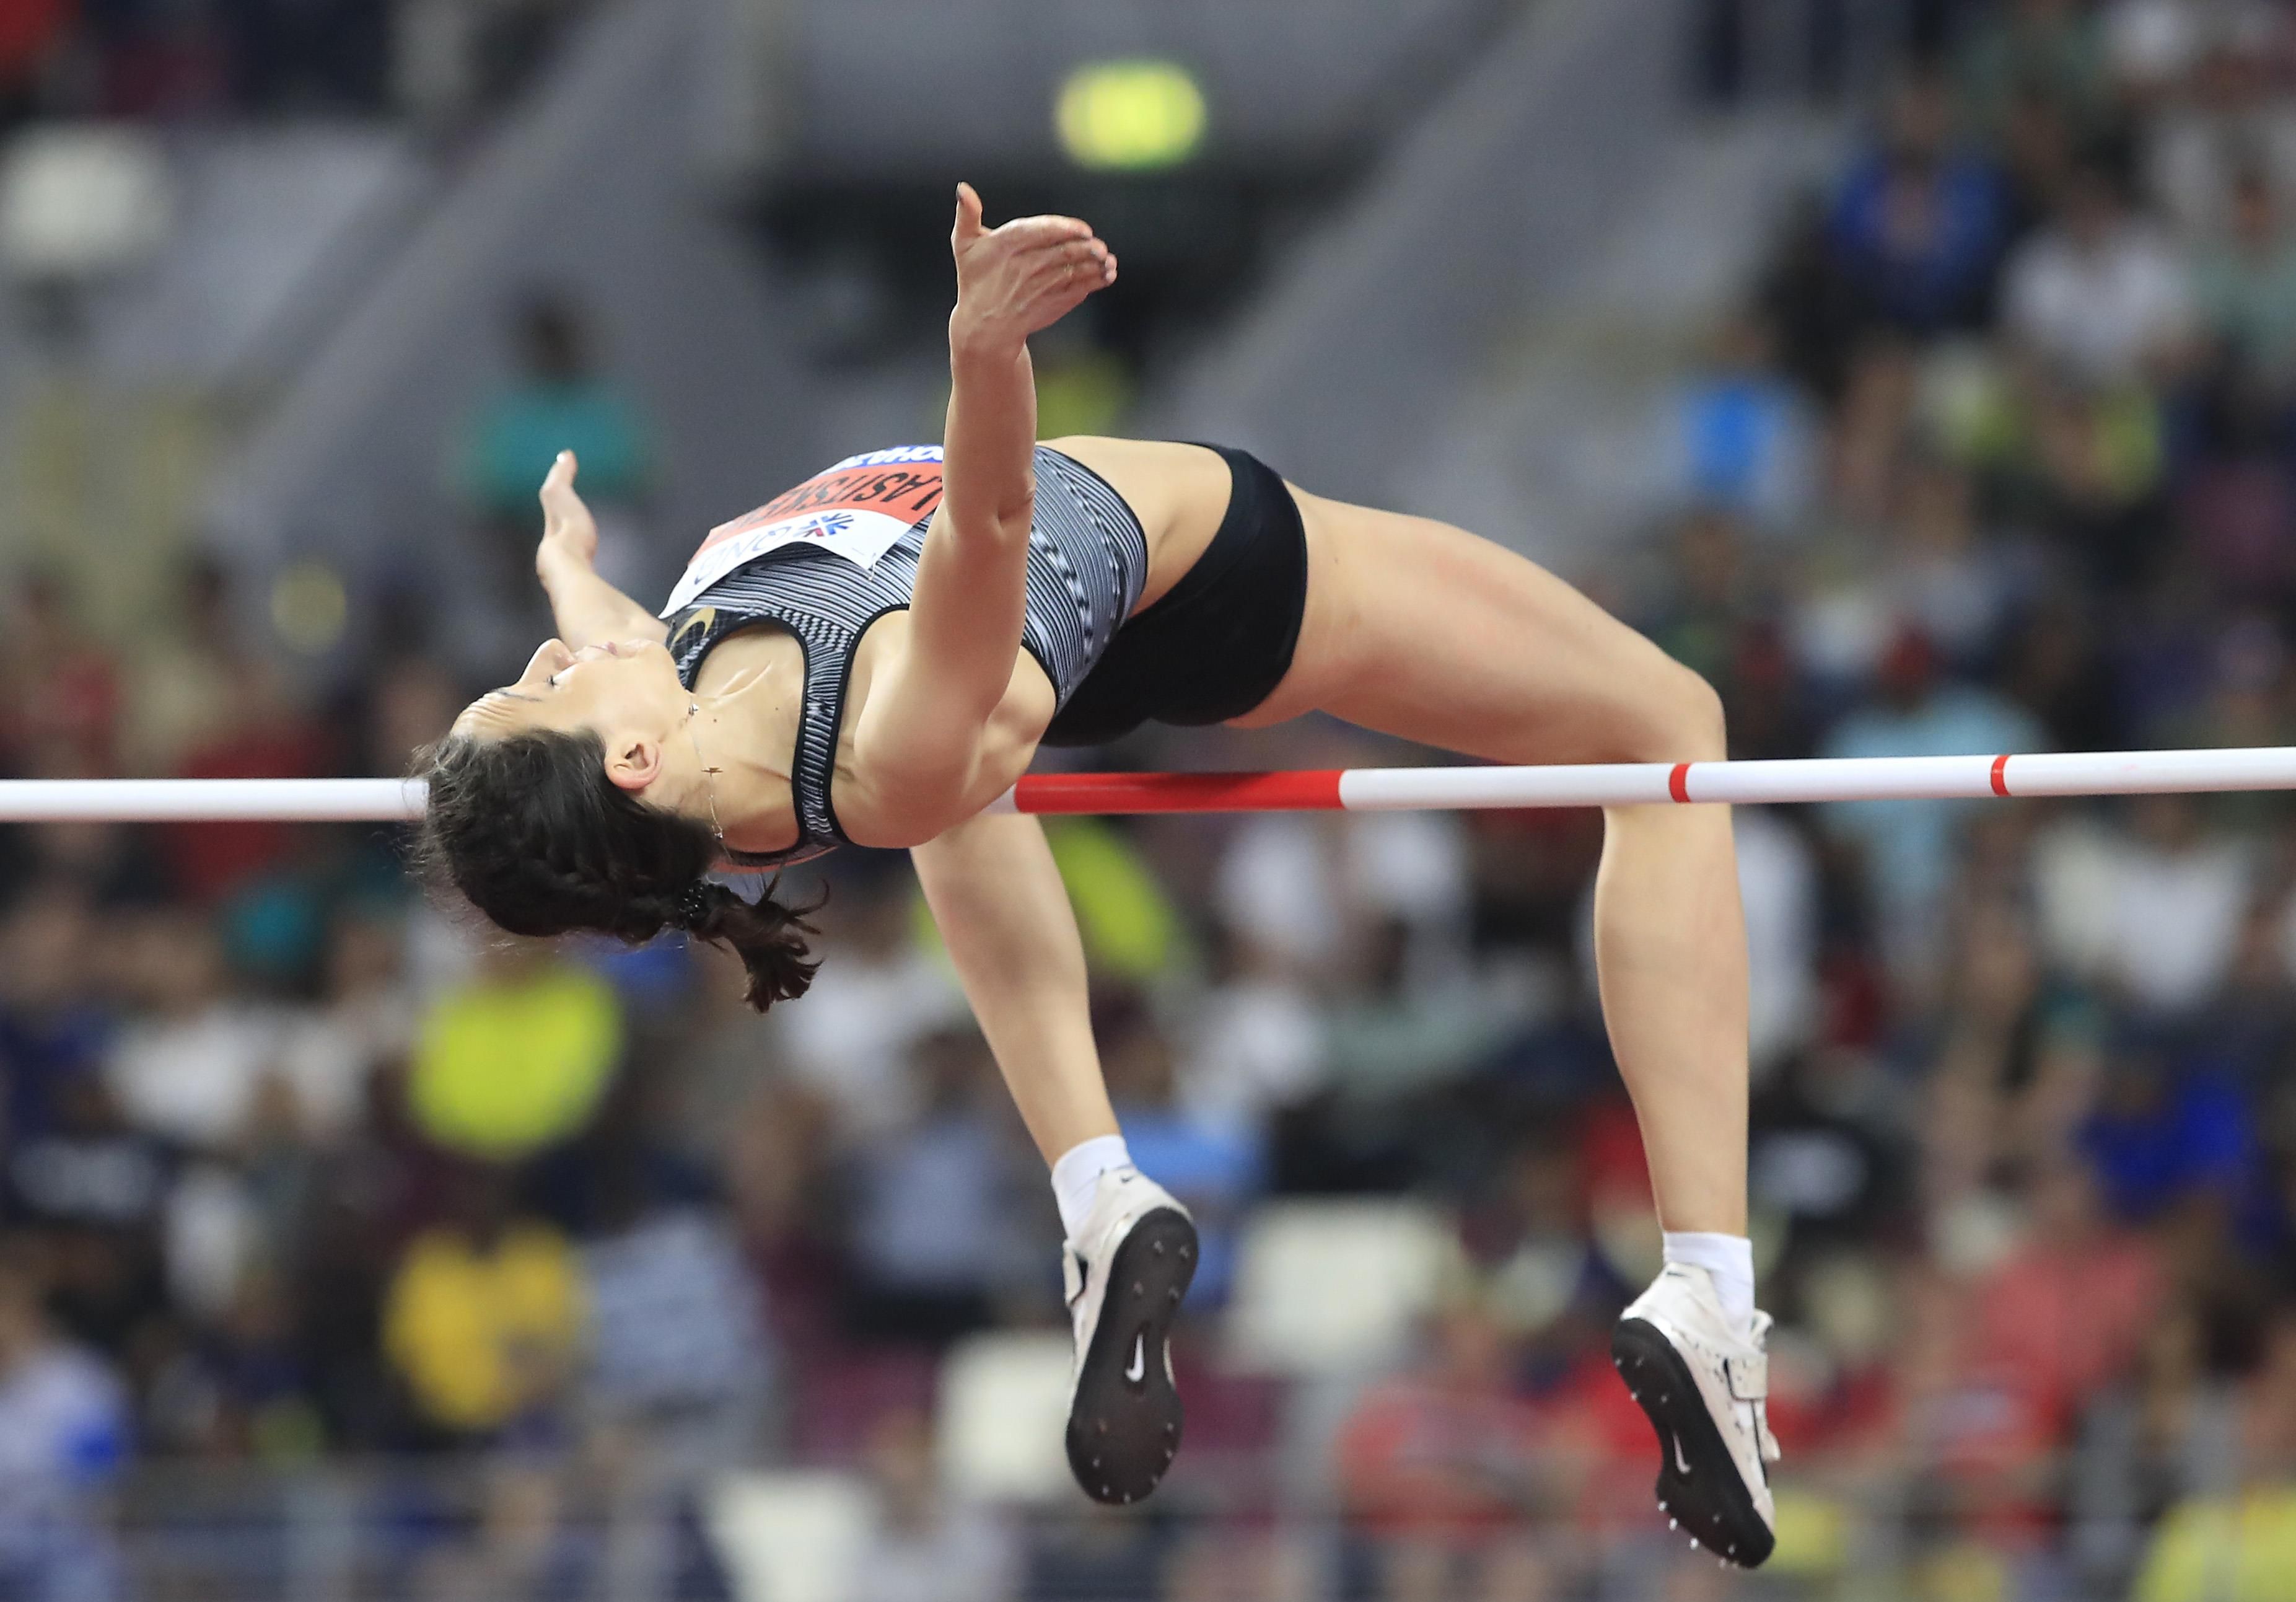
[{"x1": 1250, "y1": 488, "x2": 1711, "y2": 765}]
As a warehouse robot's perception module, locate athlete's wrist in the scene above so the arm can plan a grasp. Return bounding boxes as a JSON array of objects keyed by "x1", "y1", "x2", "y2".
[{"x1": 948, "y1": 308, "x2": 1027, "y2": 365}]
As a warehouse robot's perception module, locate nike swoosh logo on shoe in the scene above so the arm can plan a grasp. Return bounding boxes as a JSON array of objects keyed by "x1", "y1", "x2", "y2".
[
  {"x1": 1125, "y1": 1336, "x2": 1146, "y2": 1383},
  {"x1": 1673, "y1": 1433, "x2": 1693, "y2": 1476}
]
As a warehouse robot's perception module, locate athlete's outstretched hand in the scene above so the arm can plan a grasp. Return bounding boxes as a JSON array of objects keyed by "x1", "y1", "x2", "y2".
[
  {"x1": 948, "y1": 182, "x2": 1116, "y2": 354},
  {"x1": 535, "y1": 449, "x2": 598, "y2": 576}
]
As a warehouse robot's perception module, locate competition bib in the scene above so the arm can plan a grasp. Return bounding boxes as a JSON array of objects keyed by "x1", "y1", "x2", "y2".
[{"x1": 661, "y1": 446, "x2": 945, "y2": 615}]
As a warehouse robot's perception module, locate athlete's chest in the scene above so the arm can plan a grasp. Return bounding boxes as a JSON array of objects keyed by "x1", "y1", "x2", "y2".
[{"x1": 664, "y1": 447, "x2": 946, "y2": 617}]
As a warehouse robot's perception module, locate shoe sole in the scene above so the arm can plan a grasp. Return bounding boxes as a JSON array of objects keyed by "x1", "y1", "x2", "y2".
[
  {"x1": 1611, "y1": 1317, "x2": 1776, "y2": 1569},
  {"x1": 1066, "y1": 1207, "x2": 1197, "y2": 1506}
]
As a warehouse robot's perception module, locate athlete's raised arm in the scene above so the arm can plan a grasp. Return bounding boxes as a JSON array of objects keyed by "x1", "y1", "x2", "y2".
[
  {"x1": 532, "y1": 451, "x2": 668, "y2": 649},
  {"x1": 857, "y1": 184, "x2": 1116, "y2": 798}
]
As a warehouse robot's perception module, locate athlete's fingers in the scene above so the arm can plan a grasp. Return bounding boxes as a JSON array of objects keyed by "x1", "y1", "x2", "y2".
[
  {"x1": 538, "y1": 449, "x2": 583, "y2": 515},
  {"x1": 996, "y1": 215, "x2": 1095, "y2": 250},
  {"x1": 952, "y1": 182, "x2": 986, "y2": 246},
  {"x1": 1017, "y1": 240, "x2": 1109, "y2": 281}
]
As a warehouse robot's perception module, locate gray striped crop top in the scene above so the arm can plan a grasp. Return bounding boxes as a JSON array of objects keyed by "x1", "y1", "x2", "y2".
[{"x1": 661, "y1": 444, "x2": 1146, "y2": 866}]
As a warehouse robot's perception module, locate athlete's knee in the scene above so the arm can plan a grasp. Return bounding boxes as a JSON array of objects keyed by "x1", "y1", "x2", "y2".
[{"x1": 1636, "y1": 661, "x2": 1727, "y2": 764}]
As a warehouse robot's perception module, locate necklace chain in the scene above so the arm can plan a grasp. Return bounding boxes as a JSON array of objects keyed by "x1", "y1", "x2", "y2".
[{"x1": 686, "y1": 701, "x2": 725, "y2": 846}]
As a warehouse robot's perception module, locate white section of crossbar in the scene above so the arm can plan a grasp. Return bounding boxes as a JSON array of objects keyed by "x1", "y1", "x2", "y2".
[
  {"x1": 0, "y1": 780, "x2": 426, "y2": 823},
  {"x1": 5, "y1": 747, "x2": 2296, "y2": 824}
]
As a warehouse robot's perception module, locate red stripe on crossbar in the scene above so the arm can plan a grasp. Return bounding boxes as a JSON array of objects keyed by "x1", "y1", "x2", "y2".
[
  {"x1": 1991, "y1": 754, "x2": 2011, "y2": 797},
  {"x1": 1014, "y1": 770, "x2": 1347, "y2": 815},
  {"x1": 1668, "y1": 763, "x2": 1691, "y2": 803}
]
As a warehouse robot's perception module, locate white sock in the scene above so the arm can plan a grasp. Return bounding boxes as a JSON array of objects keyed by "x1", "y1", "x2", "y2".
[
  {"x1": 1051, "y1": 1135, "x2": 1133, "y2": 1241},
  {"x1": 1663, "y1": 1231, "x2": 1756, "y2": 1332}
]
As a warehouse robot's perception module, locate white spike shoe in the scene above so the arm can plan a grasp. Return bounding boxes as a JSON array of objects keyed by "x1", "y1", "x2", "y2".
[
  {"x1": 1060, "y1": 1168, "x2": 1196, "y2": 1506},
  {"x1": 1612, "y1": 1263, "x2": 1782, "y2": 1569}
]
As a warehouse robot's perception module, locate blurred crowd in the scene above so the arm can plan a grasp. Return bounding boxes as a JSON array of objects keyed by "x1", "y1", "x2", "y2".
[
  {"x1": 0, "y1": 0, "x2": 589, "y2": 128},
  {"x1": 17, "y1": 1, "x2": 2296, "y2": 1600}
]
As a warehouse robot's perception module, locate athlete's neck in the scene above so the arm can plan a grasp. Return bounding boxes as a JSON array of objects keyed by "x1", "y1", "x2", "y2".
[{"x1": 688, "y1": 647, "x2": 805, "y2": 855}]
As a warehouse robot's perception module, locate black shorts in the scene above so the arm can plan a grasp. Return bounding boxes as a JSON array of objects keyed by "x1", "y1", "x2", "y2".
[{"x1": 1041, "y1": 444, "x2": 1309, "y2": 748}]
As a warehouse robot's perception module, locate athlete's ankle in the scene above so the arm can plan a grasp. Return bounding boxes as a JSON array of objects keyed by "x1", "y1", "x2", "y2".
[
  {"x1": 1052, "y1": 1134, "x2": 1133, "y2": 1239},
  {"x1": 1661, "y1": 1231, "x2": 1757, "y2": 1334}
]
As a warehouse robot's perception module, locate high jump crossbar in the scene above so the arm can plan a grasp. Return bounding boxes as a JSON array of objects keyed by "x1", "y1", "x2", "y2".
[{"x1": 2, "y1": 748, "x2": 2295, "y2": 824}]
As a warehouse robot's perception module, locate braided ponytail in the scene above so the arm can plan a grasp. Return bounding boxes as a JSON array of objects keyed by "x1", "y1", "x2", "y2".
[{"x1": 416, "y1": 730, "x2": 821, "y2": 1011}]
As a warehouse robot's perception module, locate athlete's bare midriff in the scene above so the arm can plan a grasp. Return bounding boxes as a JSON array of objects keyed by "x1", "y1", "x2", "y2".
[{"x1": 1038, "y1": 436, "x2": 1232, "y2": 609}]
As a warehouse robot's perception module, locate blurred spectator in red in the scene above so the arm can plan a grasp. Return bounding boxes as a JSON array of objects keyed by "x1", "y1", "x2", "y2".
[
  {"x1": 119, "y1": 555, "x2": 250, "y2": 780},
  {"x1": 1974, "y1": 1158, "x2": 2163, "y2": 1440},
  {"x1": 0, "y1": 0, "x2": 72, "y2": 121},
  {"x1": 123, "y1": 557, "x2": 329, "y2": 902},
  {"x1": 1336, "y1": 1298, "x2": 1558, "y2": 1596},
  {"x1": 0, "y1": 571, "x2": 120, "y2": 778}
]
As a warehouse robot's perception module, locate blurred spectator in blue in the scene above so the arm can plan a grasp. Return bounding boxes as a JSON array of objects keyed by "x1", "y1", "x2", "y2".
[
  {"x1": 462, "y1": 292, "x2": 655, "y2": 592},
  {"x1": 1670, "y1": 309, "x2": 1818, "y2": 531},
  {"x1": 1818, "y1": 622, "x2": 2044, "y2": 984},
  {"x1": 2080, "y1": 1032, "x2": 2261, "y2": 1225},
  {"x1": 1097, "y1": 998, "x2": 1263, "y2": 1307},
  {"x1": 2002, "y1": 156, "x2": 2196, "y2": 389},
  {"x1": 1829, "y1": 68, "x2": 2010, "y2": 337},
  {"x1": 846, "y1": 1406, "x2": 1015, "y2": 1602},
  {"x1": 0, "y1": 1246, "x2": 129, "y2": 1602},
  {"x1": 0, "y1": 882, "x2": 112, "y2": 1141},
  {"x1": 844, "y1": 1027, "x2": 1036, "y2": 1345}
]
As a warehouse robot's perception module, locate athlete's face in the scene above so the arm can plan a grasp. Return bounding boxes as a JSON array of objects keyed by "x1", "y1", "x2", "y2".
[{"x1": 453, "y1": 637, "x2": 692, "y2": 798}]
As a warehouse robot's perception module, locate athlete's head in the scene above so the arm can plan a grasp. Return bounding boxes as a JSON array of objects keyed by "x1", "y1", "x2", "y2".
[{"x1": 418, "y1": 636, "x2": 818, "y2": 1010}]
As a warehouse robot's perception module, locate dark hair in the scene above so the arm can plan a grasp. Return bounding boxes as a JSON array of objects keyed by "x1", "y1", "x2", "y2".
[{"x1": 415, "y1": 729, "x2": 820, "y2": 1010}]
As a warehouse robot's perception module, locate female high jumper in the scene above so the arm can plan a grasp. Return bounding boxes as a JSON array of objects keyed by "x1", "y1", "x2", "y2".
[{"x1": 421, "y1": 186, "x2": 1781, "y2": 1565}]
